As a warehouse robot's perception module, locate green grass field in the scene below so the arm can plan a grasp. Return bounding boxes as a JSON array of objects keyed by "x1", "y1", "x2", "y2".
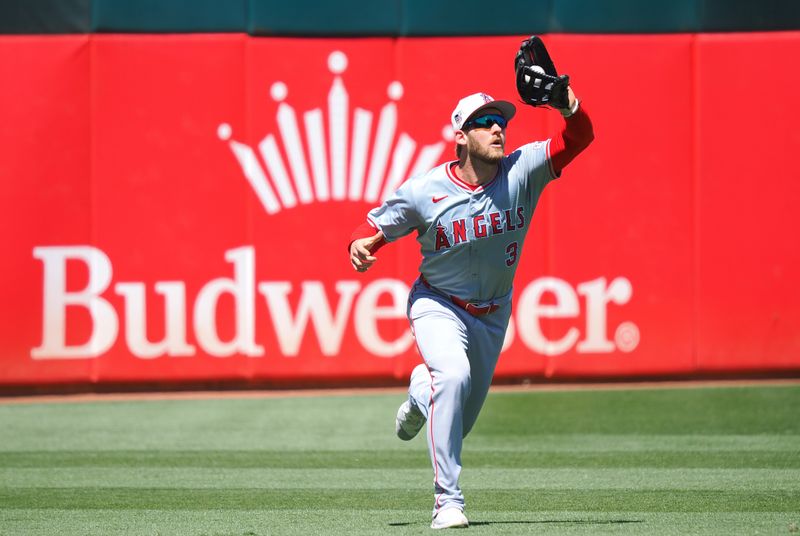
[{"x1": 1, "y1": 383, "x2": 798, "y2": 535}]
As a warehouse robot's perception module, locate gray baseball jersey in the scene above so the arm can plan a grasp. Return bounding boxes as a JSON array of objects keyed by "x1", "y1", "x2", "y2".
[{"x1": 368, "y1": 140, "x2": 556, "y2": 303}]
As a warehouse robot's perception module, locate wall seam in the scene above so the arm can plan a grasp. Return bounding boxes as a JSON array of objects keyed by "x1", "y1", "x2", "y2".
[
  {"x1": 690, "y1": 33, "x2": 701, "y2": 373},
  {"x1": 88, "y1": 33, "x2": 99, "y2": 385}
]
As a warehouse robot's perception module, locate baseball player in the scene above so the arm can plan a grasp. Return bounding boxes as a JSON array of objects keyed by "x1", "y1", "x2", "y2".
[{"x1": 348, "y1": 37, "x2": 594, "y2": 529}]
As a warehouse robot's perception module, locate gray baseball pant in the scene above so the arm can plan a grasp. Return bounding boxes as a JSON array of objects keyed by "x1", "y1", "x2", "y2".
[{"x1": 406, "y1": 279, "x2": 512, "y2": 514}]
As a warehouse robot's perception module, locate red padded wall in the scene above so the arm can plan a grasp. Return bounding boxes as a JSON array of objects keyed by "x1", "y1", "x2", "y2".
[{"x1": 0, "y1": 32, "x2": 798, "y2": 388}]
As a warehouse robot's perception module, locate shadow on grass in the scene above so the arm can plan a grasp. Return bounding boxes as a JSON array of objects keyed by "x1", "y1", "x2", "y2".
[
  {"x1": 471, "y1": 519, "x2": 645, "y2": 526},
  {"x1": 389, "y1": 519, "x2": 644, "y2": 527}
]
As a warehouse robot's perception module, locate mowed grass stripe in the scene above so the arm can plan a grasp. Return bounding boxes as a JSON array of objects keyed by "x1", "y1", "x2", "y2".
[
  {"x1": 1, "y1": 386, "x2": 797, "y2": 452},
  {"x1": 2, "y1": 449, "x2": 798, "y2": 469},
  {"x1": 3, "y1": 467, "x2": 800, "y2": 491},
  {"x1": 476, "y1": 385, "x2": 800, "y2": 435},
  {"x1": 0, "y1": 510, "x2": 796, "y2": 536},
  {"x1": 2, "y1": 488, "x2": 798, "y2": 512},
  {"x1": 467, "y1": 434, "x2": 800, "y2": 452},
  {"x1": 4, "y1": 434, "x2": 798, "y2": 453}
]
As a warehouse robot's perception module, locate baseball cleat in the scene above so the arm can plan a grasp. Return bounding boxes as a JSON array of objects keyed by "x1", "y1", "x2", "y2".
[
  {"x1": 431, "y1": 507, "x2": 469, "y2": 529},
  {"x1": 395, "y1": 400, "x2": 426, "y2": 440}
]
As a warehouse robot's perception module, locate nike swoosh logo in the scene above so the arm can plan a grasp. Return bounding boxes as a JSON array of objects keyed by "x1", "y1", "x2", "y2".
[{"x1": 432, "y1": 195, "x2": 448, "y2": 203}]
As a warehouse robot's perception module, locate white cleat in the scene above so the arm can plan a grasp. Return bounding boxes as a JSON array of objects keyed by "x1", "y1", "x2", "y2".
[
  {"x1": 395, "y1": 400, "x2": 426, "y2": 441},
  {"x1": 431, "y1": 507, "x2": 469, "y2": 529}
]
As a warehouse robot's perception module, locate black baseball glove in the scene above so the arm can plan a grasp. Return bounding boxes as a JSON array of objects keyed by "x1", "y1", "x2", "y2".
[{"x1": 514, "y1": 36, "x2": 570, "y2": 109}]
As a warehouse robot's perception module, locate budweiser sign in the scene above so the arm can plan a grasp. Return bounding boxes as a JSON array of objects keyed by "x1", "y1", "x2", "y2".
[{"x1": 33, "y1": 246, "x2": 638, "y2": 359}]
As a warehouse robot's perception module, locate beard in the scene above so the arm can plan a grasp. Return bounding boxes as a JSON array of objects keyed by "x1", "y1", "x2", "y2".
[{"x1": 466, "y1": 135, "x2": 504, "y2": 164}]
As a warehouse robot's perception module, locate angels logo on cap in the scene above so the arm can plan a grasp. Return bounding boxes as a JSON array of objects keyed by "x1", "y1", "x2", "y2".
[{"x1": 451, "y1": 92, "x2": 516, "y2": 131}]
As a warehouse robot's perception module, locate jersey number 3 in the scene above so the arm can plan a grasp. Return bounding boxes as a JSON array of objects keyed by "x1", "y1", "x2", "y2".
[{"x1": 505, "y1": 242, "x2": 519, "y2": 267}]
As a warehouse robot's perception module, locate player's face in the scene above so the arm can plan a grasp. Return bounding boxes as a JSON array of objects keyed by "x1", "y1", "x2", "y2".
[{"x1": 464, "y1": 110, "x2": 506, "y2": 164}]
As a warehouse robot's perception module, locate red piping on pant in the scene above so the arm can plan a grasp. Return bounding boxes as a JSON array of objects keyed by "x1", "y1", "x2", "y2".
[
  {"x1": 428, "y1": 366, "x2": 442, "y2": 510},
  {"x1": 410, "y1": 318, "x2": 443, "y2": 511}
]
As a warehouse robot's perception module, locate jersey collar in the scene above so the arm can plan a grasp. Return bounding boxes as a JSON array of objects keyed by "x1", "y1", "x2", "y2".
[{"x1": 446, "y1": 161, "x2": 498, "y2": 193}]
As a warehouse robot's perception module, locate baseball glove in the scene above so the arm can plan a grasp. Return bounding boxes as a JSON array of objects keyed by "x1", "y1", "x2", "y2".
[{"x1": 514, "y1": 36, "x2": 570, "y2": 109}]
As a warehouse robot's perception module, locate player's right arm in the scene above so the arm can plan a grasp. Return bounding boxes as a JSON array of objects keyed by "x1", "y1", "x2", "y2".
[
  {"x1": 346, "y1": 177, "x2": 422, "y2": 273},
  {"x1": 349, "y1": 227, "x2": 385, "y2": 272}
]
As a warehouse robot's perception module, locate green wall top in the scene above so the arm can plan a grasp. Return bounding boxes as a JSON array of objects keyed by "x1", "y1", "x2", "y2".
[{"x1": 1, "y1": 0, "x2": 798, "y2": 35}]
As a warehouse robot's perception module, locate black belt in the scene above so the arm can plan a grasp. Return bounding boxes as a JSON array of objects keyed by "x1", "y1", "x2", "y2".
[{"x1": 419, "y1": 275, "x2": 499, "y2": 317}]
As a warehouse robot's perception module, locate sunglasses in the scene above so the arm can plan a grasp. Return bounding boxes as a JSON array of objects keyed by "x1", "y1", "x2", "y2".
[{"x1": 463, "y1": 114, "x2": 508, "y2": 130}]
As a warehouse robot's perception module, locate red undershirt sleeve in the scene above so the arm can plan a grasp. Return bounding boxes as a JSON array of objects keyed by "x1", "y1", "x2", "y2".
[
  {"x1": 549, "y1": 102, "x2": 595, "y2": 176},
  {"x1": 347, "y1": 221, "x2": 387, "y2": 253}
]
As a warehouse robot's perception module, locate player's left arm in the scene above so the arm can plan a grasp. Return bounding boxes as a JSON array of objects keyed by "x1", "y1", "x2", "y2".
[{"x1": 549, "y1": 87, "x2": 595, "y2": 175}]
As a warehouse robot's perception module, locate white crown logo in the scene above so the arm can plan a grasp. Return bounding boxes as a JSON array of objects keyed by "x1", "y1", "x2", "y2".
[{"x1": 218, "y1": 51, "x2": 453, "y2": 214}]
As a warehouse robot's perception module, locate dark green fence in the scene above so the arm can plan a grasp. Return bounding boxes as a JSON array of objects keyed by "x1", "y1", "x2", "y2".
[{"x1": 1, "y1": 0, "x2": 798, "y2": 35}]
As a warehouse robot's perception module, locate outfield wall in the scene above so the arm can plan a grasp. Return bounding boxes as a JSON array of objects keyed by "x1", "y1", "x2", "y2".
[{"x1": 1, "y1": 32, "x2": 799, "y2": 389}]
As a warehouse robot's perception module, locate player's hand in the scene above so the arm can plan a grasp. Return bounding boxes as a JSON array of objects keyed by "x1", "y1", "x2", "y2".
[
  {"x1": 350, "y1": 231, "x2": 384, "y2": 272},
  {"x1": 562, "y1": 87, "x2": 576, "y2": 111},
  {"x1": 557, "y1": 87, "x2": 577, "y2": 114}
]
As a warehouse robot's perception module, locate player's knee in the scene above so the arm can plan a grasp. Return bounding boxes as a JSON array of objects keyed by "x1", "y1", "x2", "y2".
[{"x1": 436, "y1": 368, "x2": 471, "y2": 395}]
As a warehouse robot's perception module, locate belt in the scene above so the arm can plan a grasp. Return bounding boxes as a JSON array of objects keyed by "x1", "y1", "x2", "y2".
[{"x1": 419, "y1": 275, "x2": 500, "y2": 317}]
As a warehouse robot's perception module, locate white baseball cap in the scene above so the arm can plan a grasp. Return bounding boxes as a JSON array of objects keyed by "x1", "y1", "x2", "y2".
[{"x1": 451, "y1": 92, "x2": 516, "y2": 131}]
